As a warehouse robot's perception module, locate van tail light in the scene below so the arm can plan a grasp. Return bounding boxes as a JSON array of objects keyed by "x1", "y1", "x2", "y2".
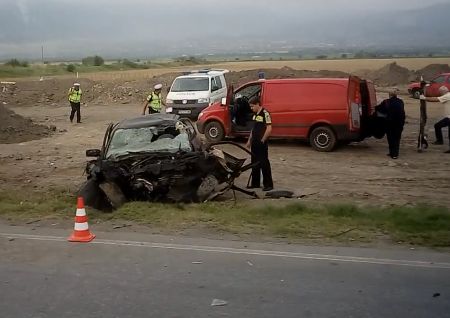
[
  {"x1": 354, "y1": 89, "x2": 361, "y2": 104},
  {"x1": 350, "y1": 84, "x2": 362, "y2": 130}
]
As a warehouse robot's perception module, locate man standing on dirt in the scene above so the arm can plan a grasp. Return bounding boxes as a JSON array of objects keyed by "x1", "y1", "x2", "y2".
[
  {"x1": 421, "y1": 86, "x2": 450, "y2": 153},
  {"x1": 246, "y1": 95, "x2": 273, "y2": 191},
  {"x1": 68, "y1": 83, "x2": 82, "y2": 123},
  {"x1": 376, "y1": 88, "x2": 405, "y2": 159},
  {"x1": 142, "y1": 84, "x2": 166, "y2": 115}
]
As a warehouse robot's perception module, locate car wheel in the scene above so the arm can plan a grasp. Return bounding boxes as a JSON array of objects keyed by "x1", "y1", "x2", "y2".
[
  {"x1": 309, "y1": 126, "x2": 337, "y2": 152},
  {"x1": 412, "y1": 89, "x2": 421, "y2": 99},
  {"x1": 78, "y1": 179, "x2": 113, "y2": 212},
  {"x1": 204, "y1": 121, "x2": 225, "y2": 142}
]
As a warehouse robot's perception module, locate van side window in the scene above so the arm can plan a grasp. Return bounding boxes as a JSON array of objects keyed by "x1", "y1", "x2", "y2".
[
  {"x1": 235, "y1": 84, "x2": 261, "y2": 100},
  {"x1": 215, "y1": 76, "x2": 223, "y2": 89},
  {"x1": 211, "y1": 78, "x2": 218, "y2": 92}
]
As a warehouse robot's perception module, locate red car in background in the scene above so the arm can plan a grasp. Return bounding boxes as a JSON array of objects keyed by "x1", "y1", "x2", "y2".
[{"x1": 408, "y1": 73, "x2": 450, "y2": 99}]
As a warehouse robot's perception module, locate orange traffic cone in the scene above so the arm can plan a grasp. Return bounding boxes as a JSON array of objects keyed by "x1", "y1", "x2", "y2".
[{"x1": 68, "y1": 197, "x2": 95, "y2": 242}]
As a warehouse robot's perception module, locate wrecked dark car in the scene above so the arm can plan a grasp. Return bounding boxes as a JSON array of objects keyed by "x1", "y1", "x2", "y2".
[{"x1": 79, "y1": 114, "x2": 256, "y2": 211}]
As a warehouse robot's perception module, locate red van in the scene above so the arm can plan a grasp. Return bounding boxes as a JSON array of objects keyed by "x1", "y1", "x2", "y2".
[{"x1": 196, "y1": 77, "x2": 378, "y2": 151}]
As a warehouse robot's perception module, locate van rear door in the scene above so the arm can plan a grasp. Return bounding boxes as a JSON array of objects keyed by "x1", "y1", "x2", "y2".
[
  {"x1": 359, "y1": 80, "x2": 378, "y2": 139},
  {"x1": 347, "y1": 76, "x2": 362, "y2": 132},
  {"x1": 359, "y1": 80, "x2": 377, "y2": 117}
]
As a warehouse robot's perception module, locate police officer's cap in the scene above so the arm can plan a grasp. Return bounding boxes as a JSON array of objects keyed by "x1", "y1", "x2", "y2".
[{"x1": 154, "y1": 84, "x2": 163, "y2": 90}]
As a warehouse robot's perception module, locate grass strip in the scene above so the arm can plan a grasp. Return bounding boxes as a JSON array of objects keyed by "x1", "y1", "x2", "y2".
[{"x1": 0, "y1": 190, "x2": 449, "y2": 247}]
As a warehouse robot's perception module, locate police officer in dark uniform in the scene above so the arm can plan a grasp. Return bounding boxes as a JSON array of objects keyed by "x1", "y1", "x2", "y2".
[
  {"x1": 376, "y1": 88, "x2": 406, "y2": 159},
  {"x1": 246, "y1": 95, "x2": 273, "y2": 191}
]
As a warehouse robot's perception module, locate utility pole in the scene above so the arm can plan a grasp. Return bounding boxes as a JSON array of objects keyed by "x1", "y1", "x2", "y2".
[{"x1": 39, "y1": 45, "x2": 44, "y2": 81}]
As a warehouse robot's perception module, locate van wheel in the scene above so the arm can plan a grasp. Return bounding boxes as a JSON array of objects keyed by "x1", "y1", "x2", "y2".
[
  {"x1": 309, "y1": 126, "x2": 337, "y2": 152},
  {"x1": 204, "y1": 121, "x2": 225, "y2": 142}
]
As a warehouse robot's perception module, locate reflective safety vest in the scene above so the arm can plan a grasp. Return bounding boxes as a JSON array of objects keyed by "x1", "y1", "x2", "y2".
[
  {"x1": 147, "y1": 91, "x2": 162, "y2": 112},
  {"x1": 68, "y1": 88, "x2": 82, "y2": 103}
]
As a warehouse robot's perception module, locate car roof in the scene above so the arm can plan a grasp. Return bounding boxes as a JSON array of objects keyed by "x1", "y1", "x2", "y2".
[
  {"x1": 176, "y1": 74, "x2": 213, "y2": 79},
  {"x1": 116, "y1": 114, "x2": 180, "y2": 129},
  {"x1": 176, "y1": 70, "x2": 228, "y2": 79},
  {"x1": 241, "y1": 77, "x2": 353, "y2": 86}
]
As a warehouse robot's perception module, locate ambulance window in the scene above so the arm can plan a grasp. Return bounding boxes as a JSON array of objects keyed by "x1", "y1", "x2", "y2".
[
  {"x1": 210, "y1": 78, "x2": 217, "y2": 91},
  {"x1": 215, "y1": 76, "x2": 223, "y2": 89}
]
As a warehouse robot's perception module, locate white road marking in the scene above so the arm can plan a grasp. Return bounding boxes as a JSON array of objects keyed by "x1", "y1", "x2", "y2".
[{"x1": 1, "y1": 232, "x2": 450, "y2": 269}]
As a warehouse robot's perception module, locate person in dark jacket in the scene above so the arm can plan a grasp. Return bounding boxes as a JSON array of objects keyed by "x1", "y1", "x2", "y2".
[
  {"x1": 376, "y1": 89, "x2": 406, "y2": 159},
  {"x1": 245, "y1": 95, "x2": 273, "y2": 191}
]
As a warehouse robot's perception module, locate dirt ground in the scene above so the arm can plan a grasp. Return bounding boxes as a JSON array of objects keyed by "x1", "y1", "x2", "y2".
[
  {"x1": 1, "y1": 61, "x2": 450, "y2": 208},
  {"x1": 0, "y1": 93, "x2": 449, "y2": 207}
]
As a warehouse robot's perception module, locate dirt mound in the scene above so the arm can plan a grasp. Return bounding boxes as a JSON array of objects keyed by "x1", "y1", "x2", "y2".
[
  {"x1": 225, "y1": 67, "x2": 349, "y2": 87},
  {"x1": 3, "y1": 69, "x2": 350, "y2": 107},
  {"x1": 364, "y1": 62, "x2": 412, "y2": 86},
  {"x1": 4, "y1": 63, "x2": 448, "y2": 107},
  {"x1": 91, "y1": 72, "x2": 180, "y2": 105},
  {"x1": 414, "y1": 64, "x2": 450, "y2": 81},
  {"x1": 1, "y1": 78, "x2": 95, "y2": 107},
  {"x1": 0, "y1": 104, "x2": 51, "y2": 144}
]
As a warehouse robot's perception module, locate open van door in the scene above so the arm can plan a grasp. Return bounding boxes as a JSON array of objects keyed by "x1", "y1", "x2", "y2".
[
  {"x1": 359, "y1": 79, "x2": 376, "y2": 118},
  {"x1": 224, "y1": 85, "x2": 234, "y2": 105},
  {"x1": 223, "y1": 85, "x2": 234, "y2": 130},
  {"x1": 359, "y1": 80, "x2": 385, "y2": 139},
  {"x1": 348, "y1": 76, "x2": 362, "y2": 132}
]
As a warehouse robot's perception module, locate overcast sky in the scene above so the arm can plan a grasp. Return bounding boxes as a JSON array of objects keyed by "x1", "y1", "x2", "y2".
[{"x1": 0, "y1": 0, "x2": 449, "y2": 59}]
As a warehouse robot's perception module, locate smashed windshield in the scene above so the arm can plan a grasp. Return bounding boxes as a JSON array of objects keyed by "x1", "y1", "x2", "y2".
[
  {"x1": 171, "y1": 77, "x2": 209, "y2": 92},
  {"x1": 106, "y1": 127, "x2": 192, "y2": 158}
]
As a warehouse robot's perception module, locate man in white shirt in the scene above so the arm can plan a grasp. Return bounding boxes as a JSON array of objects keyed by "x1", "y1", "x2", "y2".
[{"x1": 421, "y1": 86, "x2": 450, "y2": 153}]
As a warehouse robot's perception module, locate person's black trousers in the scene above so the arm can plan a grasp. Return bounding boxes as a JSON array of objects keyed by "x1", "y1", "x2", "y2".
[
  {"x1": 251, "y1": 141, "x2": 273, "y2": 188},
  {"x1": 434, "y1": 117, "x2": 450, "y2": 144},
  {"x1": 148, "y1": 107, "x2": 159, "y2": 114},
  {"x1": 69, "y1": 102, "x2": 81, "y2": 123},
  {"x1": 386, "y1": 125, "x2": 403, "y2": 157}
]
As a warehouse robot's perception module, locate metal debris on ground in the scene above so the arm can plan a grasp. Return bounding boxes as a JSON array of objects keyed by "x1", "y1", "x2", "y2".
[
  {"x1": 211, "y1": 299, "x2": 228, "y2": 306},
  {"x1": 113, "y1": 224, "x2": 132, "y2": 229},
  {"x1": 265, "y1": 190, "x2": 294, "y2": 199},
  {"x1": 330, "y1": 228, "x2": 358, "y2": 238},
  {"x1": 25, "y1": 219, "x2": 41, "y2": 224}
]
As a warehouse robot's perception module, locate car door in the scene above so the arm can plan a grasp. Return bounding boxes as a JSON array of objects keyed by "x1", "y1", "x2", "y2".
[{"x1": 232, "y1": 83, "x2": 262, "y2": 131}]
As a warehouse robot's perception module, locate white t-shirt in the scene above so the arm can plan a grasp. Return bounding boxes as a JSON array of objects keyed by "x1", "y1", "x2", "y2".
[{"x1": 438, "y1": 92, "x2": 450, "y2": 118}]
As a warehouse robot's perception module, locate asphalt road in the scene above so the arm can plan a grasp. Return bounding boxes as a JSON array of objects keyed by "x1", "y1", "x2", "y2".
[{"x1": 0, "y1": 225, "x2": 449, "y2": 318}]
